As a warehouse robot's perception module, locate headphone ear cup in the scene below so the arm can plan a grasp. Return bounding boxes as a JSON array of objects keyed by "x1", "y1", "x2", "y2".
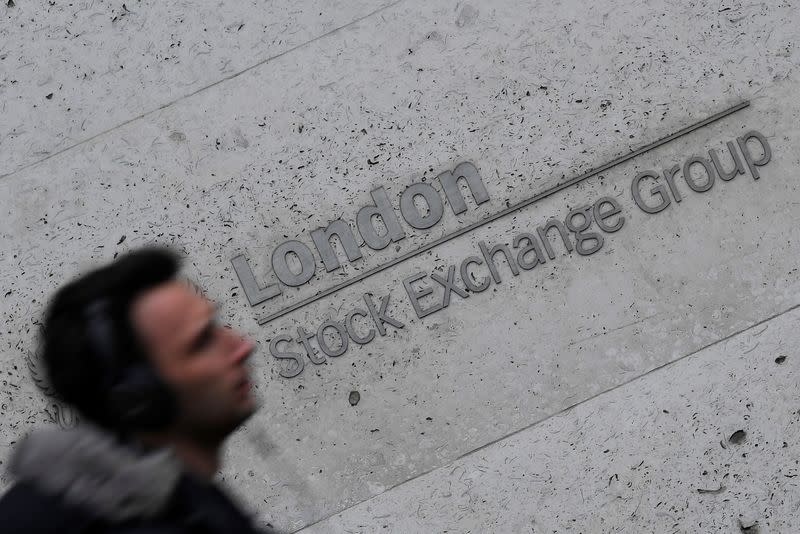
[{"x1": 109, "y1": 365, "x2": 176, "y2": 430}]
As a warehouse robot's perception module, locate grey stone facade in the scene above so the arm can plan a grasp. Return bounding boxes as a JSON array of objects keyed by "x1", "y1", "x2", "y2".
[{"x1": 1, "y1": 1, "x2": 798, "y2": 532}]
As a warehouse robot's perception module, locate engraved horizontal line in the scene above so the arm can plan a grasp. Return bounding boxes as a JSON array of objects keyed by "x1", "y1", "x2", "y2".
[
  {"x1": 258, "y1": 100, "x2": 750, "y2": 325},
  {"x1": 0, "y1": 1, "x2": 406, "y2": 181}
]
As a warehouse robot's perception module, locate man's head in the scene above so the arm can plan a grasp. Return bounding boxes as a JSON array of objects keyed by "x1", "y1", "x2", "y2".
[{"x1": 41, "y1": 247, "x2": 256, "y2": 441}]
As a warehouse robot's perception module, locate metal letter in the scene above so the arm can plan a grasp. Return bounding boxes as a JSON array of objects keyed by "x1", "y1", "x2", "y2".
[
  {"x1": 316, "y1": 319, "x2": 349, "y2": 357},
  {"x1": 272, "y1": 240, "x2": 316, "y2": 286},
  {"x1": 592, "y1": 197, "x2": 625, "y2": 233},
  {"x1": 346, "y1": 308, "x2": 376, "y2": 345},
  {"x1": 310, "y1": 219, "x2": 363, "y2": 272},
  {"x1": 513, "y1": 233, "x2": 546, "y2": 270},
  {"x1": 478, "y1": 241, "x2": 519, "y2": 284},
  {"x1": 536, "y1": 219, "x2": 575, "y2": 259},
  {"x1": 631, "y1": 171, "x2": 671, "y2": 214},
  {"x1": 356, "y1": 187, "x2": 406, "y2": 250},
  {"x1": 437, "y1": 161, "x2": 490, "y2": 215},
  {"x1": 662, "y1": 164, "x2": 683, "y2": 203},
  {"x1": 709, "y1": 141, "x2": 745, "y2": 181},
  {"x1": 736, "y1": 130, "x2": 772, "y2": 180},
  {"x1": 431, "y1": 265, "x2": 469, "y2": 308},
  {"x1": 460, "y1": 256, "x2": 490, "y2": 293},
  {"x1": 399, "y1": 182, "x2": 445, "y2": 229},
  {"x1": 363, "y1": 293, "x2": 405, "y2": 336},
  {"x1": 683, "y1": 156, "x2": 716, "y2": 193},
  {"x1": 297, "y1": 326, "x2": 325, "y2": 364},
  {"x1": 403, "y1": 272, "x2": 444, "y2": 318},
  {"x1": 231, "y1": 255, "x2": 282, "y2": 306},
  {"x1": 270, "y1": 335, "x2": 304, "y2": 379},
  {"x1": 565, "y1": 205, "x2": 603, "y2": 256}
]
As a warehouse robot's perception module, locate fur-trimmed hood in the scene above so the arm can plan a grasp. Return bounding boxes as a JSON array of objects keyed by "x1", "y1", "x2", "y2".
[{"x1": 9, "y1": 424, "x2": 182, "y2": 522}]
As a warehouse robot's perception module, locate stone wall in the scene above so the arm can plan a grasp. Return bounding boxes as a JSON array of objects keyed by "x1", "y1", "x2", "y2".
[{"x1": 1, "y1": 1, "x2": 798, "y2": 532}]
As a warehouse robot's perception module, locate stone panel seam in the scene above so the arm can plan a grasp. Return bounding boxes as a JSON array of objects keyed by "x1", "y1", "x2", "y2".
[
  {"x1": 292, "y1": 301, "x2": 800, "y2": 533},
  {"x1": 0, "y1": 0, "x2": 406, "y2": 182}
]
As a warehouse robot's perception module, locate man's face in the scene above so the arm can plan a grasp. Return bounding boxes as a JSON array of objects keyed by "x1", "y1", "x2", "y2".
[{"x1": 131, "y1": 280, "x2": 256, "y2": 439}]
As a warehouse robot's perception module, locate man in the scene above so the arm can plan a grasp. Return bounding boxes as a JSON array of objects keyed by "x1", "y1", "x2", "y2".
[{"x1": 0, "y1": 247, "x2": 275, "y2": 533}]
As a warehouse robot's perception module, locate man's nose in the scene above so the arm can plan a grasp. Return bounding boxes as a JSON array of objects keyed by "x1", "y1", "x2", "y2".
[{"x1": 225, "y1": 327, "x2": 255, "y2": 364}]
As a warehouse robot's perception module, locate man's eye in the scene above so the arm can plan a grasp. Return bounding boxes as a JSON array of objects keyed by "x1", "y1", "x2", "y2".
[{"x1": 193, "y1": 323, "x2": 217, "y2": 352}]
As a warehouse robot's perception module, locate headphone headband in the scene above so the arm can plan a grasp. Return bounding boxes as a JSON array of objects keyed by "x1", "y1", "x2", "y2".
[
  {"x1": 83, "y1": 297, "x2": 176, "y2": 430},
  {"x1": 84, "y1": 298, "x2": 118, "y2": 388}
]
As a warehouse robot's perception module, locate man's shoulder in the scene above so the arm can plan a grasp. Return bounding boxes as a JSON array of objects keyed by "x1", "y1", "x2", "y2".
[
  {"x1": 0, "y1": 481, "x2": 94, "y2": 533},
  {"x1": 0, "y1": 483, "x2": 185, "y2": 534},
  {"x1": 0, "y1": 475, "x2": 270, "y2": 534},
  {"x1": 171, "y1": 475, "x2": 272, "y2": 533},
  {"x1": 2, "y1": 422, "x2": 271, "y2": 534}
]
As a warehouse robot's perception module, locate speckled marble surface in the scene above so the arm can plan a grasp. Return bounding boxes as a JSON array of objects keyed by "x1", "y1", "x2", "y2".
[
  {"x1": 1, "y1": 1, "x2": 798, "y2": 532},
  {"x1": 0, "y1": 0, "x2": 396, "y2": 177},
  {"x1": 300, "y1": 305, "x2": 800, "y2": 533}
]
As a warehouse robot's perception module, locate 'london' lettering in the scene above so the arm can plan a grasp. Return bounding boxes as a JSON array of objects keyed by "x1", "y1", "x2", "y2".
[{"x1": 235, "y1": 162, "x2": 490, "y2": 307}]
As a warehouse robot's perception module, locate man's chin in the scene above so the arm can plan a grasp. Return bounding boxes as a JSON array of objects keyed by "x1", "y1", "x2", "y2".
[
  {"x1": 232, "y1": 399, "x2": 259, "y2": 427},
  {"x1": 207, "y1": 410, "x2": 255, "y2": 442}
]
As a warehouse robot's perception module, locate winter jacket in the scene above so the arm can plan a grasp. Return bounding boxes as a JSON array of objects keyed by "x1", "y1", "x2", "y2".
[{"x1": 0, "y1": 424, "x2": 275, "y2": 533}]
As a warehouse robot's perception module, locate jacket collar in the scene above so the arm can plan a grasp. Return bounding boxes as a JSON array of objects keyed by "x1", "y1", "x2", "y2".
[{"x1": 10, "y1": 423, "x2": 182, "y2": 522}]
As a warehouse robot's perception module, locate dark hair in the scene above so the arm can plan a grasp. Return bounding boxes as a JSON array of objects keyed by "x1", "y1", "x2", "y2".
[{"x1": 40, "y1": 246, "x2": 180, "y2": 430}]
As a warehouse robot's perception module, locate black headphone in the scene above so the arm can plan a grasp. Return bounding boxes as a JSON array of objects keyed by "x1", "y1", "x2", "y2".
[{"x1": 84, "y1": 299, "x2": 177, "y2": 430}]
